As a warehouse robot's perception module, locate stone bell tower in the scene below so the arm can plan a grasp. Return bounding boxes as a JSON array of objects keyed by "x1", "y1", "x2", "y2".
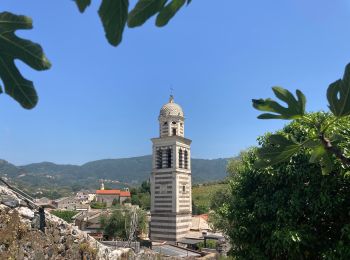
[{"x1": 150, "y1": 95, "x2": 192, "y2": 242}]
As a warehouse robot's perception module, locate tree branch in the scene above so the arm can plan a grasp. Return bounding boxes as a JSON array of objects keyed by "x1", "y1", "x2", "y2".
[{"x1": 319, "y1": 133, "x2": 350, "y2": 167}]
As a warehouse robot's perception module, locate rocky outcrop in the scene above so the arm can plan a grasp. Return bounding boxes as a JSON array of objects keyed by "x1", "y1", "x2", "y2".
[{"x1": 0, "y1": 185, "x2": 131, "y2": 259}]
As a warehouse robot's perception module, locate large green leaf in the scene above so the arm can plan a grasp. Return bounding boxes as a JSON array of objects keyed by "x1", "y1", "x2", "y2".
[
  {"x1": 252, "y1": 87, "x2": 306, "y2": 120},
  {"x1": 128, "y1": 0, "x2": 167, "y2": 28},
  {"x1": 255, "y1": 134, "x2": 300, "y2": 168},
  {"x1": 75, "y1": 0, "x2": 92, "y2": 13},
  {"x1": 327, "y1": 63, "x2": 350, "y2": 117},
  {"x1": 98, "y1": 0, "x2": 129, "y2": 46},
  {"x1": 0, "y1": 12, "x2": 51, "y2": 109},
  {"x1": 156, "y1": 0, "x2": 186, "y2": 27}
]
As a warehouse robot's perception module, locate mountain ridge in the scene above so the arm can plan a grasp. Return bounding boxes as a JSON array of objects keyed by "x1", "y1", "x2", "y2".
[{"x1": 0, "y1": 155, "x2": 234, "y2": 191}]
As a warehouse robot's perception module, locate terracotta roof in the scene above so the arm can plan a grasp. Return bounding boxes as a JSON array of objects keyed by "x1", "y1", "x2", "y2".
[
  {"x1": 96, "y1": 190, "x2": 120, "y2": 195},
  {"x1": 120, "y1": 191, "x2": 131, "y2": 197}
]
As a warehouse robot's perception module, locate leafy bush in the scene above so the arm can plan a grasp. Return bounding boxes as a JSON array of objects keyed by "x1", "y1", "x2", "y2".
[
  {"x1": 198, "y1": 239, "x2": 218, "y2": 250},
  {"x1": 213, "y1": 113, "x2": 350, "y2": 259},
  {"x1": 51, "y1": 210, "x2": 78, "y2": 223},
  {"x1": 90, "y1": 201, "x2": 107, "y2": 209}
]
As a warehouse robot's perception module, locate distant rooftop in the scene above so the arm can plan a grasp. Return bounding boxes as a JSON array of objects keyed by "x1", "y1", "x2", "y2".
[{"x1": 96, "y1": 190, "x2": 130, "y2": 197}]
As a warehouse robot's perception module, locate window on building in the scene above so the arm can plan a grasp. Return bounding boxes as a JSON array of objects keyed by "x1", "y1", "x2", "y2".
[
  {"x1": 184, "y1": 150, "x2": 188, "y2": 169},
  {"x1": 156, "y1": 149, "x2": 162, "y2": 169},
  {"x1": 172, "y1": 128, "x2": 177, "y2": 136},
  {"x1": 179, "y1": 149, "x2": 183, "y2": 168},
  {"x1": 167, "y1": 148, "x2": 172, "y2": 168},
  {"x1": 182, "y1": 185, "x2": 186, "y2": 193}
]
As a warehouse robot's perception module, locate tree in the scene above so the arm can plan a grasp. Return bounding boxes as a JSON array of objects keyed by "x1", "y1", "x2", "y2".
[
  {"x1": 140, "y1": 180, "x2": 150, "y2": 193},
  {"x1": 0, "y1": 1, "x2": 192, "y2": 109},
  {"x1": 100, "y1": 209, "x2": 130, "y2": 240},
  {"x1": 130, "y1": 181, "x2": 151, "y2": 209},
  {"x1": 212, "y1": 113, "x2": 350, "y2": 259},
  {"x1": 252, "y1": 63, "x2": 350, "y2": 174},
  {"x1": 100, "y1": 207, "x2": 147, "y2": 240}
]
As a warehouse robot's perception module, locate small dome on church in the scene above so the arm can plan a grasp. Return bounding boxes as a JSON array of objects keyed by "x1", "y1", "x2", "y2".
[{"x1": 159, "y1": 95, "x2": 184, "y2": 117}]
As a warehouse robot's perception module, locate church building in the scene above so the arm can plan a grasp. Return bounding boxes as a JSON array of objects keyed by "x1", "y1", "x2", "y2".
[{"x1": 150, "y1": 95, "x2": 192, "y2": 241}]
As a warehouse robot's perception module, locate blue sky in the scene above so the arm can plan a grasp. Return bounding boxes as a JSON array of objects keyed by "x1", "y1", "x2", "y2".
[{"x1": 1, "y1": 0, "x2": 350, "y2": 165}]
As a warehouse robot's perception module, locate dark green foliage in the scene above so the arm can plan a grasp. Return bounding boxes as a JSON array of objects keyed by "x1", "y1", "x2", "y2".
[
  {"x1": 129, "y1": 180, "x2": 151, "y2": 209},
  {"x1": 198, "y1": 239, "x2": 217, "y2": 250},
  {"x1": 213, "y1": 115, "x2": 350, "y2": 259},
  {"x1": 100, "y1": 210, "x2": 129, "y2": 239},
  {"x1": 128, "y1": 0, "x2": 167, "y2": 28},
  {"x1": 75, "y1": 0, "x2": 192, "y2": 46},
  {"x1": 327, "y1": 63, "x2": 350, "y2": 117},
  {"x1": 156, "y1": 0, "x2": 186, "y2": 27},
  {"x1": 75, "y1": 0, "x2": 91, "y2": 12},
  {"x1": 255, "y1": 134, "x2": 299, "y2": 168},
  {"x1": 156, "y1": 0, "x2": 186, "y2": 26},
  {"x1": 192, "y1": 201, "x2": 208, "y2": 215},
  {"x1": 98, "y1": 0, "x2": 129, "y2": 46},
  {"x1": 51, "y1": 210, "x2": 77, "y2": 223},
  {"x1": 140, "y1": 180, "x2": 150, "y2": 193},
  {"x1": 253, "y1": 63, "x2": 350, "y2": 172},
  {"x1": 0, "y1": 12, "x2": 51, "y2": 109},
  {"x1": 100, "y1": 207, "x2": 147, "y2": 240},
  {"x1": 90, "y1": 201, "x2": 107, "y2": 209},
  {"x1": 1, "y1": 1, "x2": 191, "y2": 109},
  {"x1": 252, "y1": 87, "x2": 306, "y2": 119}
]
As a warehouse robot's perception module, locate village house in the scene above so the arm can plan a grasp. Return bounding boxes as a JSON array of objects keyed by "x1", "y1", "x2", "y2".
[
  {"x1": 75, "y1": 191, "x2": 95, "y2": 204},
  {"x1": 95, "y1": 184, "x2": 131, "y2": 207},
  {"x1": 53, "y1": 197, "x2": 79, "y2": 210},
  {"x1": 52, "y1": 196, "x2": 89, "y2": 211}
]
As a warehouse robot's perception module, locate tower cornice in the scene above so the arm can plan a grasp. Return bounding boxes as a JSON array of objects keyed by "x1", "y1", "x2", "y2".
[{"x1": 151, "y1": 135, "x2": 192, "y2": 145}]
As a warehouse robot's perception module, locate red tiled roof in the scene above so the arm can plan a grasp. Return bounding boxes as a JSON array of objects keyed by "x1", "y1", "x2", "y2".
[
  {"x1": 96, "y1": 189, "x2": 120, "y2": 195},
  {"x1": 120, "y1": 191, "x2": 131, "y2": 197}
]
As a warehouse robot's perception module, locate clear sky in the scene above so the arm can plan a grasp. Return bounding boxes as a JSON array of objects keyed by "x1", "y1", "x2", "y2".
[{"x1": 2, "y1": 0, "x2": 350, "y2": 165}]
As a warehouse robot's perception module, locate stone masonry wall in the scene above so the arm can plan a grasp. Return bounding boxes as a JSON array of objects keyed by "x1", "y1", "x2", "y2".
[{"x1": 0, "y1": 185, "x2": 131, "y2": 260}]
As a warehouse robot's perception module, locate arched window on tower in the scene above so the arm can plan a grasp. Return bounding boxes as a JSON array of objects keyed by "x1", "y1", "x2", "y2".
[
  {"x1": 167, "y1": 148, "x2": 172, "y2": 168},
  {"x1": 179, "y1": 149, "x2": 183, "y2": 168},
  {"x1": 161, "y1": 122, "x2": 168, "y2": 136},
  {"x1": 156, "y1": 149, "x2": 162, "y2": 169},
  {"x1": 184, "y1": 150, "x2": 188, "y2": 169}
]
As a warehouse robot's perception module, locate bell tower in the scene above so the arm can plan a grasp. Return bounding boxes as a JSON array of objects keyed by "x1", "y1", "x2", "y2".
[{"x1": 150, "y1": 95, "x2": 192, "y2": 242}]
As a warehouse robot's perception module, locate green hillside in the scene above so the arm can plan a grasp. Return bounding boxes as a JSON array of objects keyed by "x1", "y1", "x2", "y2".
[
  {"x1": 192, "y1": 183, "x2": 228, "y2": 214},
  {"x1": 0, "y1": 156, "x2": 234, "y2": 197}
]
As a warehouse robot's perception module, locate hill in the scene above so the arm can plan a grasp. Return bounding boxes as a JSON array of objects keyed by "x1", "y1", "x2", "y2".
[{"x1": 0, "y1": 156, "x2": 233, "y2": 194}]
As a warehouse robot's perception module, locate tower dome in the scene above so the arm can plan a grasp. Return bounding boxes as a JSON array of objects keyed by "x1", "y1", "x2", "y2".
[
  {"x1": 159, "y1": 95, "x2": 184, "y2": 118},
  {"x1": 158, "y1": 95, "x2": 185, "y2": 137}
]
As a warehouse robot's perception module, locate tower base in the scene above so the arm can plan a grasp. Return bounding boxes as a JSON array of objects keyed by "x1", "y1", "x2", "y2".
[{"x1": 150, "y1": 212, "x2": 192, "y2": 241}]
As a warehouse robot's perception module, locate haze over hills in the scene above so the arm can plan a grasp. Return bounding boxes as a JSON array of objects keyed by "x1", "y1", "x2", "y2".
[{"x1": 0, "y1": 156, "x2": 233, "y2": 191}]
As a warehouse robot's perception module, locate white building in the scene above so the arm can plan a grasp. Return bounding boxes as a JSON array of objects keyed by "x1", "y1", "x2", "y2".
[{"x1": 150, "y1": 95, "x2": 192, "y2": 242}]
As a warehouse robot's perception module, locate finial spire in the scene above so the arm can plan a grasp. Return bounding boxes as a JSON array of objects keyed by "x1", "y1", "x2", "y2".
[{"x1": 169, "y1": 86, "x2": 174, "y2": 103}]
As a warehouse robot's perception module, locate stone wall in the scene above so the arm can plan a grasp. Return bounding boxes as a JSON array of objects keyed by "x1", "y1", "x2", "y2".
[{"x1": 0, "y1": 185, "x2": 131, "y2": 259}]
